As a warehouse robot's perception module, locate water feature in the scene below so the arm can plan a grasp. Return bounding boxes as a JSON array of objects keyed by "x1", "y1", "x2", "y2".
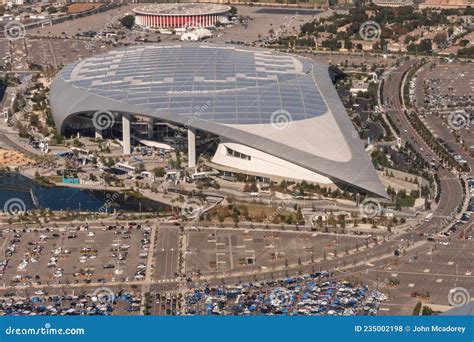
[{"x1": 0, "y1": 172, "x2": 169, "y2": 213}]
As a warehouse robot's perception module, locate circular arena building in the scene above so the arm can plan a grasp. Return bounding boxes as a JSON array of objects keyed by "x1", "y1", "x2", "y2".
[
  {"x1": 50, "y1": 43, "x2": 387, "y2": 198},
  {"x1": 133, "y1": 3, "x2": 231, "y2": 29}
]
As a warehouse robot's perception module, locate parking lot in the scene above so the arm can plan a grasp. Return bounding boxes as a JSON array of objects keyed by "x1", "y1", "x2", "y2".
[
  {"x1": 0, "y1": 283, "x2": 143, "y2": 315},
  {"x1": 185, "y1": 228, "x2": 369, "y2": 278},
  {"x1": 419, "y1": 62, "x2": 473, "y2": 109},
  {"x1": 183, "y1": 273, "x2": 386, "y2": 315},
  {"x1": 27, "y1": 5, "x2": 137, "y2": 37},
  {"x1": 361, "y1": 237, "x2": 474, "y2": 314},
  {"x1": 0, "y1": 40, "x2": 10, "y2": 70},
  {"x1": 26, "y1": 39, "x2": 111, "y2": 69},
  {"x1": 0, "y1": 222, "x2": 153, "y2": 287}
]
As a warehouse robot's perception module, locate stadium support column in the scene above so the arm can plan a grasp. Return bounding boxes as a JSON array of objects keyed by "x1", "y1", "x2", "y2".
[
  {"x1": 147, "y1": 117, "x2": 154, "y2": 139},
  {"x1": 95, "y1": 128, "x2": 103, "y2": 139},
  {"x1": 188, "y1": 128, "x2": 196, "y2": 168},
  {"x1": 122, "y1": 113, "x2": 131, "y2": 155}
]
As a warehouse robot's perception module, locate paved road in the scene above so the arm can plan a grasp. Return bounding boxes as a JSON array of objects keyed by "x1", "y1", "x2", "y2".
[
  {"x1": 382, "y1": 59, "x2": 463, "y2": 220},
  {"x1": 154, "y1": 225, "x2": 180, "y2": 282}
]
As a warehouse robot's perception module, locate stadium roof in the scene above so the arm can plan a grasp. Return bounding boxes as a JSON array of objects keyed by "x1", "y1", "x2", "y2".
[
  {"x1": 133, "y1": 4, "x2": 231, "y2": 16},
  {"x1": 50, "y1": 43, "x2": 387, "y2": 198}
]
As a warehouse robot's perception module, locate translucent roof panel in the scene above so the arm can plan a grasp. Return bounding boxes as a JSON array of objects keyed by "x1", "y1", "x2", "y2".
[{"x1": 62, "y1": 44, "x2": 328, "y2": 125}]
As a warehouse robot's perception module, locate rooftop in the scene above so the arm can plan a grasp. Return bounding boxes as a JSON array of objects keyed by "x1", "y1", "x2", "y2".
[
  {"x1": 62, "y1": 44, "x2": 327, "y2": 125},
  {"x1": 133, "y1": 3, "x2": 231, "y2": 16}
]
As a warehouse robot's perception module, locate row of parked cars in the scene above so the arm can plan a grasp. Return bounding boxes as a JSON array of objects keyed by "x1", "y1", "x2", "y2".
[
  {"x1": 0, "y1": 290, "x2": 141, "y2": 316},
  {"x1": 184, "y1": 272, "x2": 387, "y2": 316},
  {"x1": 437, "y1": 137, "x2": 468, "y2": 165}
]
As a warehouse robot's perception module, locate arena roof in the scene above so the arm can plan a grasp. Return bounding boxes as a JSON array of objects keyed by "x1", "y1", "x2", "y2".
[
  {"x1": 61, "y1": 44, "x2": 327, "y2": 125},
  {"x1": 50, "y1": 43, "x2": 387, "y2": 198},
  {"x1": 133, "y1": 4, "x2": 231, "y2": 16}
]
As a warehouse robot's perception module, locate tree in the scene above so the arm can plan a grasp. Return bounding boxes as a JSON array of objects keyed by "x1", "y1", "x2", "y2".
[
  {"x1": 153, "y1": 167, "x2": 165, "y2": 177},
  {"x1": 338, "y1": 214, "x2": 346, "y2": 229},
  {"x1": 433, "y1": 32, "x2": 447, "y2": 47},
  {"x1": 412, "y1": 301, "x2": 422, "y2": 315},
  {"x1": 422, "y1": 306, "x2": 433, "y2": 315},
  {"x1": 296, "y1": 207, "x2": 303, "y2": 224},
  {"x1": 136, "y1": 162, "x2": 146, "y2": 173},
  {"x1": 30, "y1": 113, "x2": 39, "y2": 127},
  {"x1": 120, "y1": 15, "x2": 135, "y2": 29}
]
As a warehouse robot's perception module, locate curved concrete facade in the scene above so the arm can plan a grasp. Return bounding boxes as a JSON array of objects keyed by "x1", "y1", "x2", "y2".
[{"x1": 50, "y1": 43, "x2": 387, "y2": 198}]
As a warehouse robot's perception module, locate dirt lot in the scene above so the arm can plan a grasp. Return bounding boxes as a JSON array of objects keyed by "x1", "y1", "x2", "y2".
[{"x1": 66, "y1": 3, "x2": 105, "y2": 14}]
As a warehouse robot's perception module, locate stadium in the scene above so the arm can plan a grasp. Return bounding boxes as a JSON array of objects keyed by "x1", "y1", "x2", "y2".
[
  {"x1": 50, "y1": 43, "x2": 387, "y2": 198},
  {"x1": 133, "y1": 3, "x2": 231, "y2": 29}
]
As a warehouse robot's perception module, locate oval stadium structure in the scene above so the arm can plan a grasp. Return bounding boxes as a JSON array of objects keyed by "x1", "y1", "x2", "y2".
[
  {"x1": 133, "y1": 3, "x2": 231, "y2": 29},
  {"x1": 50, "y1": 43, "x2": 387, "y2": 198}
]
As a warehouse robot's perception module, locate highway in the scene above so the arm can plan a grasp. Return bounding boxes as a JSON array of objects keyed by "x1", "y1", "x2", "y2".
[{"x1": 382, "y1": 59, "x2": 463, "y2": 223}]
